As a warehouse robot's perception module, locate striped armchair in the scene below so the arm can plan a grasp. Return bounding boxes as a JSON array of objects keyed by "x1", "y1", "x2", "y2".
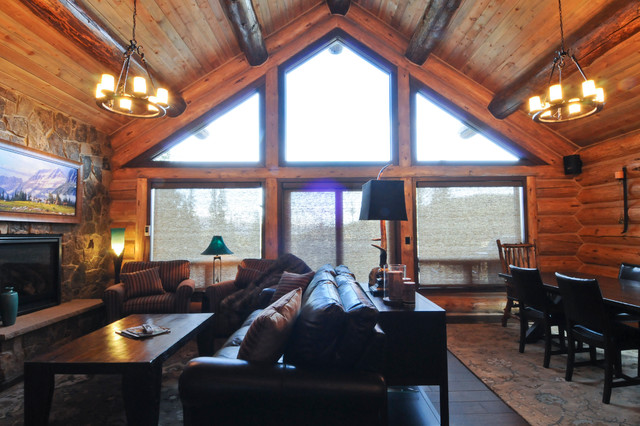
[{"x1": 103, "y1": 260, "x2": 195, "y2": 323}]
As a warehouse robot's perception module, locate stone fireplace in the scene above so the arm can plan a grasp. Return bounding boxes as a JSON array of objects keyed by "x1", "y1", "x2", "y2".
[{"x1": 0, "y1": 234, "x2": 62, "y2": 317}]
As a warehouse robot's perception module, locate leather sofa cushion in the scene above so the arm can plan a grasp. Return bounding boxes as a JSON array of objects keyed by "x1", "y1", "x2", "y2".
[
  {"x1": 238, "y1": 288, "x2": 302, "y2": 364},
  {"x1": 334, "y1": 274, "x2": 378, "y2": 367},
  {"x1": 302, "y1": 270, "x2": 337, "y2": 305},
  {"x1": 284, "y1": 282, "x2": 346, "y2": 367},
  {"x1": 121, "y1": 267, "x2": 165, "y2": 299}
]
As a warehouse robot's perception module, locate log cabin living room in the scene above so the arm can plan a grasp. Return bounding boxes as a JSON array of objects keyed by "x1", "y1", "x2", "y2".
[{"x1": 0, "y1": 0, "x2": 639, "y2": 425}]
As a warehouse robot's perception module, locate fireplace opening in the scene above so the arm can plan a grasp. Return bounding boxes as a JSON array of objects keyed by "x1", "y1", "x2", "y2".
[{"x1": 0, "y1": 234, "x2": 62, "y2": 316}]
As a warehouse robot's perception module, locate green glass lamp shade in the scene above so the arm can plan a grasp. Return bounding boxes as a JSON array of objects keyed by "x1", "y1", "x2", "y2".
[
  {"x1": 201, "y1": 236, "x2": 233, "y2": 256},
  {"x1": 111, "y1": 228, "x2": 126, "y2": 256}
]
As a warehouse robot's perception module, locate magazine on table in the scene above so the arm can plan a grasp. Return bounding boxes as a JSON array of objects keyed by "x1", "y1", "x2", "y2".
[{"x1": 116, "y1": 323, "x2": 171, "y2": 339}]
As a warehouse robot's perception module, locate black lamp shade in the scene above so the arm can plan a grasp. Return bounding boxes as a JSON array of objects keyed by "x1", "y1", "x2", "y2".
[
  {"x1": 201, "y1": 235, "x2": 233, "y2": 255},
  {"x1": 359, "y1": 180, "x2": 408, "y2": 221}
]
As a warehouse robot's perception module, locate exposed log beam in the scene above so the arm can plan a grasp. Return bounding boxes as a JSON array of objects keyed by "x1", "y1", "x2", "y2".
[
  {"x1": 488, "y1": 1, "x2": 640, "y2": 119},
  {"x1": 18, "y1": 0, "x2": 186, "y2": 117},
  {"x1": 220, "y1": 0, "x2": 268, "y2": 66},
  {"x1": 327, "y1": 0, "x2": 350, "y2": 15},
  {"x1": 405, "y1": 0, "x2": 461, "y2": 65}
]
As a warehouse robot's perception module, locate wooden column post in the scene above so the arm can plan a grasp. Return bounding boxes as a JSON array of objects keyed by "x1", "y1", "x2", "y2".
[{"x1": 135, "y1": 177, "x2": 148, "y2": 261}]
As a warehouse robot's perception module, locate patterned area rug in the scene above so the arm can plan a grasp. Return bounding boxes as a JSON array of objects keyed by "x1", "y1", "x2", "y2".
[
  {"x1": 0, "y1": 341, "x2": 198, "y2": 425},
  {"x1": 447, "y1": 322, "x2": 640, "y2": 425}
]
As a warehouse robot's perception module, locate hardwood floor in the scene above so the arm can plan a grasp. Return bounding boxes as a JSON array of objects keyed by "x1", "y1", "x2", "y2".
[{"x1": 388, "y1": 352, "x2": 528, "y2": 425}]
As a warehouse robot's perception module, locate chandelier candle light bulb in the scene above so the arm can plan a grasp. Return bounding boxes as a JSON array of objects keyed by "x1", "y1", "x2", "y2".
[
  {"x1": 528, "y1": 0, "x2": 604, "y2": 123},
  {"x1": 94, "y1": 0, "x2": 171, "y2": 118}
]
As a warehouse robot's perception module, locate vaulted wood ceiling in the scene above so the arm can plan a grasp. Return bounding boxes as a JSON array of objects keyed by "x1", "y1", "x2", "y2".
[{"x1": 2, "y1": 0, "x2": 639, "y2": 154}]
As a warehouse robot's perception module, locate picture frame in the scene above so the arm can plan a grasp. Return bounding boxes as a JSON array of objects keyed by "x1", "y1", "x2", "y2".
[{"x1": 0, "y1": 139, "x2": 82, "y2": 223}]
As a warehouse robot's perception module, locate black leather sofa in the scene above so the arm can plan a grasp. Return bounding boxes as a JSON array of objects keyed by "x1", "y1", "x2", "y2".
[{"x1": 179, "y1": 264, "x2": 387, "y2": 426}]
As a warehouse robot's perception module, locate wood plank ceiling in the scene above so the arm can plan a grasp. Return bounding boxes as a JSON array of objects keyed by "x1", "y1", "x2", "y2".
[{"x1": 1, "y1": 0, "x2": 639, "y2": 150}]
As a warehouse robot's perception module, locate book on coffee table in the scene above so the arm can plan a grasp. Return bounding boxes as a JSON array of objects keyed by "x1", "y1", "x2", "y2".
[{"x1": 116, "y1": 324, "x2": 171, "y2": 339}]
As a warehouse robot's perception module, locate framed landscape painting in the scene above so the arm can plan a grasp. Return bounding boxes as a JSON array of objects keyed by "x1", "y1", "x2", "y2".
[{"x1": 0, "y1": 140, "x2": 82, "y2": 223}]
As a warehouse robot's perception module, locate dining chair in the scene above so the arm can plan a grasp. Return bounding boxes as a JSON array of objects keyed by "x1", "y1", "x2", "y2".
[
  {"x1": 619, "y1": 263, "x2": 640, "y2": 281},
  {"x1": 555, "y1": 273, "x2": 640, "y2": 404},
  {"x1": 496, "y1": 239, "x2": 537, "y2": 327},
  {"x1": 510, "y1": 266, "x2": 565, "y2": 368}
]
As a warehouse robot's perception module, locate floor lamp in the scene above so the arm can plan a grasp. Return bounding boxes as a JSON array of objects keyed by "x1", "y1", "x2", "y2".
[
  {"x1": 111, "y1": 228, "x2": 125, "y2": 283},
  {"x1": 359, "y1": 171, "x2": 408, "y2": 294},
  {"x1": 201, "y1": 236, "x2": 233, "y2": 283}
]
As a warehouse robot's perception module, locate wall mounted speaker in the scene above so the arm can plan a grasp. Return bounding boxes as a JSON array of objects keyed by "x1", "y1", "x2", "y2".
[{"x1": 563, "y1": 154, "x2": 582, "y2": 175}]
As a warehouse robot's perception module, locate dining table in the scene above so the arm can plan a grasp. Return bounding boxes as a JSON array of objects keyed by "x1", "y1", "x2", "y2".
[{"x1": 540, "y1": 271, "x2": 640, "y2": 315}]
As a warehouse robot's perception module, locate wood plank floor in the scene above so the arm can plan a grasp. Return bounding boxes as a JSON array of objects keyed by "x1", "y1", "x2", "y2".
[{"x1": 388, "y1": 351, "x2": 529, "y2": 425}]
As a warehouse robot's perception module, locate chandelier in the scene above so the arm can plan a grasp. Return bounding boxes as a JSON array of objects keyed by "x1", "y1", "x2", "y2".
[
  {"x1": 95, "y1": 0, "x2": 169, "y2": 118},
  {"x1": 528, "y1": 0, "x2": 604, "y2": 123}
]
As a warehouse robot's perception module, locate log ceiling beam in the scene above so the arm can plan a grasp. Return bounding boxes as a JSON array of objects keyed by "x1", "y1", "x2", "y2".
[
  {"x1": 405, "y1": 0, "x2": 461, "y2": 65},
  {"x1": 220, "y1": 0, "x2": 268, "y2": 66},
  {"x1": 18, "y1": 0, "x2": 187, "y2": 117},
  {"x1": 327, "y1": 0, "x2": 351, "y2": 15},
  {"x1": 488, "y1": 1, "x2": 640, "y2": 120}
]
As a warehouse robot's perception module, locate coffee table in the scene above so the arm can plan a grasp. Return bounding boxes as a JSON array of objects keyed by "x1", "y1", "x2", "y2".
[{"x1": 24, "y1": 313, "x2": 213, "y2": 426}]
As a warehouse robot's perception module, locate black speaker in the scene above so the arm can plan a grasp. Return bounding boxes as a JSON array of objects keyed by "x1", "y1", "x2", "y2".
[{"x1": 563, "y1": 154, "x2": 582, "y2": 175}]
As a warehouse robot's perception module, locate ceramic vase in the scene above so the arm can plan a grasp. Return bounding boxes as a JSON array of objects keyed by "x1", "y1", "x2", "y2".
[{"x1": 0, "y1": 286, "x2": 18, "y2": 326}]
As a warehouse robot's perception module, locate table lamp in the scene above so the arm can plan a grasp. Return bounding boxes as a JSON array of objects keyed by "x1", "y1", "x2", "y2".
[
  {"x1": 111, "y1": 228, "x2": 125, "y2": 283},
  {"x1": 202, "y1": 235, "x2": 233, "y2": 283},
  {"x1": 359, "y1": 174, "x2": 408, "y2": 293}
]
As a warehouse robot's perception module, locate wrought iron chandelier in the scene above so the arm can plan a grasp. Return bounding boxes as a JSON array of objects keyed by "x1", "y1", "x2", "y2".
[
  {"x1": 528, "y1": 0, "x2": 604, "y2": 123},
  {"x1": 95, "y1": 0, "x2": 169, "y2": 118}
]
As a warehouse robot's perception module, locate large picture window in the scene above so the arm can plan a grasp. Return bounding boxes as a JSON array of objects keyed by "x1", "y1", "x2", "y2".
[
  {"x1": 282, "y1": 182, "x2": 379, "y2": 282},
  {"x1": 281, "y1": 31, "x2": 394, "y2": 163},
  {"x1": 416, "y1": 181, "x2": 525, "y2": 286},
  {"x1": 151, "y1": 184, "x2": 263, "y2": 286}
]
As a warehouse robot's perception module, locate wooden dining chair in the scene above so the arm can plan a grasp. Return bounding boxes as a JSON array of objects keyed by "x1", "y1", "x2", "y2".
[
  {"x1": 496, "y1": 239, "x2": 537, "y2": 327},
  {"x1": 619, "y1": 263, "x2": 640, "y2": 282},
  {"x1": 510, "y1": 266, "x2": 565, "y2": 368},
  {"x1": 555, "y1": 273, "x2": 640, "y2": 404}
]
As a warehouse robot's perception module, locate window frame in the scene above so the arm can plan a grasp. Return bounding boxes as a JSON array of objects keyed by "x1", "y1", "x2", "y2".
[
  {"x1": 410, "y1": 78, "x2": 539, "y2": 166},
  {"x1": 149, "y1": 180, "x2": 266, "y2": 261},
  {"x1": 129, "y1": 81, "x2": 266, "y2": 168},
  {"x1": 279, "y1": 179, "x2": 381, "y2": 268},
  {"x1": 413, "y1": 177, "x2": 529, "y2": 290},
  {"x1": 278, "y1": 28, "x2": 398, "y2": 167}
]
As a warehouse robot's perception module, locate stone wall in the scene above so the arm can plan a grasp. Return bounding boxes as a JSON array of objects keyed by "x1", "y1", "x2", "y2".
[{"x1": 0, "y1": 83, "x2": 113, "y2": 301}]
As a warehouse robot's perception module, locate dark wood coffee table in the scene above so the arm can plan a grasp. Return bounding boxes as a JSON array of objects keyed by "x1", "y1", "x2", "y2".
[{"x1": 24, "y1": 313, "x2": 213, "y2": 426}]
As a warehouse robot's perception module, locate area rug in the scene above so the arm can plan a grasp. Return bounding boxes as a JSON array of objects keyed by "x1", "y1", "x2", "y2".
[
  {"x1": 0, "y1": 340, "x2": 199, "y2": 425},
  {"x1": 447, "y1": 322, "x2": 640, "y2": 426}
]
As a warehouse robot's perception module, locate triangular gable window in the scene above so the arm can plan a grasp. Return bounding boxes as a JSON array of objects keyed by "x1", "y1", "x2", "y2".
[
  {"x1": 153, "y1": 92, "x2": 261, "y2": 163},
  {"x1": 282, "y1": 31, "x2": 394, "y2": 163},
  {"x1": 415, "y1": 92, "x2": 519, "y2": 162}
]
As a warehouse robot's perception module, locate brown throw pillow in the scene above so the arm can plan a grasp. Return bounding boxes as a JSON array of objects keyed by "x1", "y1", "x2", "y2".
[
  {"x1": 235, "y1": 266, "x2": 263, "y2": 289},
  {"x1": 237, "y1": 288, "x2": 302, "y2": 364},
  {"x1": 121, "y1": 267, "x2": 165, "y2": 300},
  {"x1": 270, "y1": 270, "x2": 315, "y2": 303}
]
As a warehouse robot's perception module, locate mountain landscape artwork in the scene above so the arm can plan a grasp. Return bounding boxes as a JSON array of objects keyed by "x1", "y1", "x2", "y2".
[{"x1": 0, "y1": 142, "x2": 80, "y2": 221}]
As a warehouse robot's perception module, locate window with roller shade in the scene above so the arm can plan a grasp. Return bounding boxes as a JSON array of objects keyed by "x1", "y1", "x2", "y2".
[
  {"x1": 282, "y1": 182, "x2": 380, "y2": 282},
  {"x1": 416, "y1": 180, "x2": 525, "y2": 286},
  {"x1": 150, "y1": 184, "x2": 263, "y2": 286}
]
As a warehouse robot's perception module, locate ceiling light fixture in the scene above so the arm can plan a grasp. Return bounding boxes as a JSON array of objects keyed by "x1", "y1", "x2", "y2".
[
  {"x1": 95, "y1": 0, "x2": 169, "y2": 118},
  {"x1": 528, "y1": 0, "x2": 604, "y2": 123}
]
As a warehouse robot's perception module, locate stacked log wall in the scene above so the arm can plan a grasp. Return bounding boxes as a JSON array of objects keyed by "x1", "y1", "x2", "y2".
[{"x1": 574, "y1": 131, "x2": 640, "y2": 277}]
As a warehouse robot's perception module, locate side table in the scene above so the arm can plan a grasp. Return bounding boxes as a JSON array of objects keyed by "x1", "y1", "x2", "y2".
[{"x1": 362, "y1": 285, "x2": 449, "y2": 425}]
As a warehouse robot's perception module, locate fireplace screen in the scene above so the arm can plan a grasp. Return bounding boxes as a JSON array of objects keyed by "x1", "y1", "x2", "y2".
[{"x1": 0, "y1": 234, "x2": 61, "y2": 316}]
